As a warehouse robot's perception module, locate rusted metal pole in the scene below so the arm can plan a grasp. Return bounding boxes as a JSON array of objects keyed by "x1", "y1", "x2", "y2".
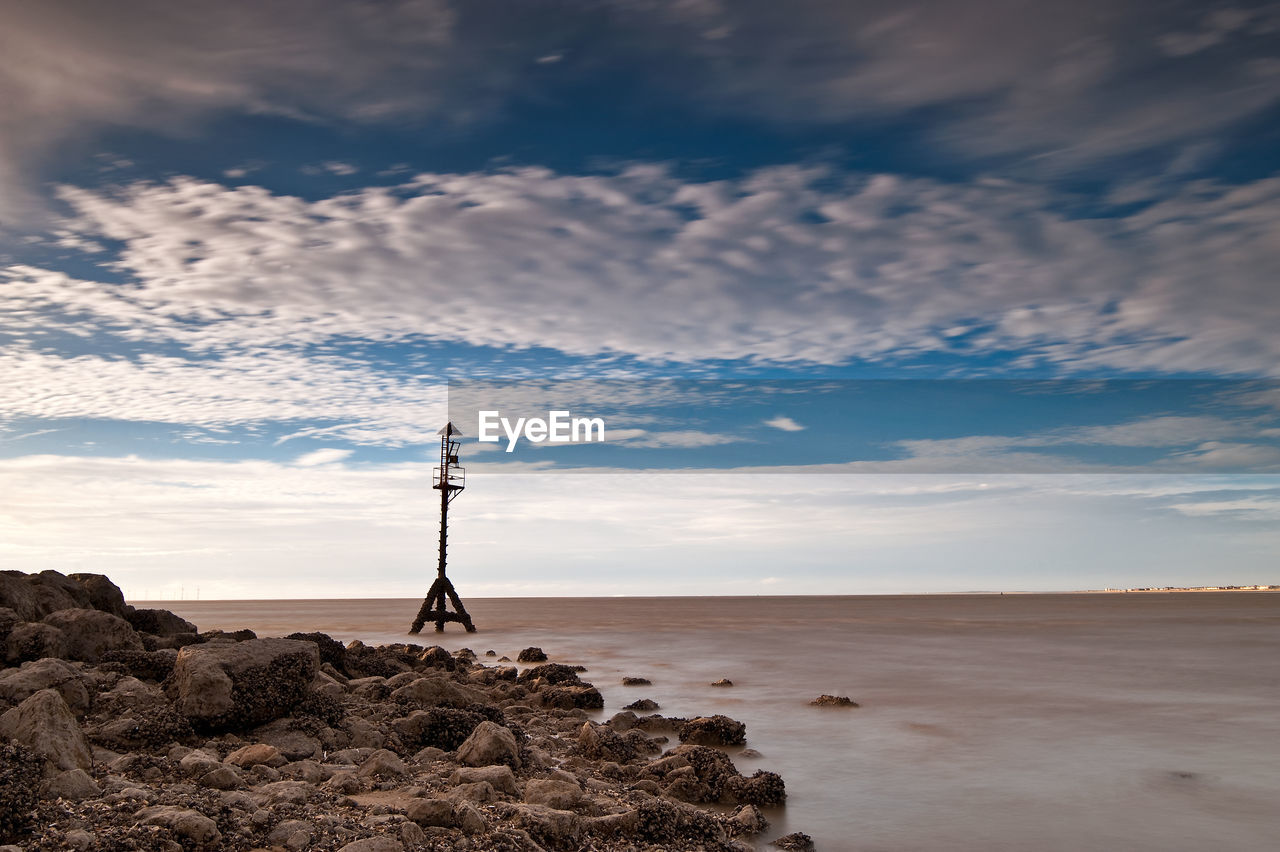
[{"x1": 409, "y1": 423, "x2": 476, "y2": 634}]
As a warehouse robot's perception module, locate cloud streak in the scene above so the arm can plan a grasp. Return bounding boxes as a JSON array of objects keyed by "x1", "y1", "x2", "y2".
[
  {"x1": 5, "y1": 165, "x2": 1271, "y2": 378},
  {"x1": 3, "y1": 453, "x2": 1275, "y2": 596}
]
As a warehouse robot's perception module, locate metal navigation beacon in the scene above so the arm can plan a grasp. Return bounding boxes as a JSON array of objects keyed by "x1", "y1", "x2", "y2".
[{"x1": 408, "y1": 421, "x2": 477, "y2": 633}]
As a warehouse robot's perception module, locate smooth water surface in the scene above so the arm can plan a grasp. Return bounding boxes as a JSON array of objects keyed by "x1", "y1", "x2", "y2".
[{"x1": 152, "y1": 594, "x2": 1280, "y2": 852}]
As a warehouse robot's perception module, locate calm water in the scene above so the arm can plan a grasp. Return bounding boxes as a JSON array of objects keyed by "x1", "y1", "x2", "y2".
[{"x1": 147, "y1": 594, "x2": 1280, "y2": 852}]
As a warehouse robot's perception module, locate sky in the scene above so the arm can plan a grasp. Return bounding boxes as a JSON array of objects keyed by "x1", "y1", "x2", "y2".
[{"x1": 1, "y1": 0, "x2": 1279, "y2": 599}]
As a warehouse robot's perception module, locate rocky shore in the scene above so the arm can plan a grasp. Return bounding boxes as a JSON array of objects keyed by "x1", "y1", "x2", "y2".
[{"x1": 0, "y1": 570, "x2": 807, "y2": 851}]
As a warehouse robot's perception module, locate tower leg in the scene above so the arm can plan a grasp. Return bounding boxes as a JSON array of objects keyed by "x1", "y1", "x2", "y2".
[{"x1": 408, "y1": 576, "x2": 476, "y2": 634}]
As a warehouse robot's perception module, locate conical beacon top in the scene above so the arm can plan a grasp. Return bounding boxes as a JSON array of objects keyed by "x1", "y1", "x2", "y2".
[{"x1": 438, "y1": 421, "x2": 462, "y2": 437}]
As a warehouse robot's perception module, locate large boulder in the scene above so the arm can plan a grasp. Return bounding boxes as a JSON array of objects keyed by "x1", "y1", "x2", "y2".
[
  {"x1": 724, "y1": 769, "x2": 786, "y2": 806},
  {"x1": 27, "y1": 571, "x2": 90, "y2": 617},
  {"x1": 4, "y1": 622, "x2": 67, "y2": 664},
  {"x1": 578, "y1": 722, "x2": 636, "y2": 763},
  {"x1": 0, "y1": 689, "x2": 92, "y2": 773},
  {"x1": 41, "y1": 609, "x2": 143, "y2": 663},
  {"x1": 456, "y1": 720, "x2": 521, "y2": 769},
  {"x1": 391, "y1": 675, "x2": 487, "y2": 708},
  {"x1": 43, "y1": 767, "x2": 101, "y2": 801},
  {"x1": 0, "y1": 608, "x2": 21, "y2": 644},
  {"x1": 669, "y1": 745, "x2": 742, "y2": 800},
  {"x1": 166, "y1": 638, "x2": 319, "y2": 731},
  {"x1": 539, "y1": 684, "x2": 604, "y2": 710},
  {"x1": 393, "y1": 706, "x2": 489, "y2": 752},
  {"x1": 449, "y1": 764, "x2": 518, "y2": 795},
  {"x1": 66, "y1": 573, "x2": 130, "y2": 617},
  {"x1": 517, "y1": 663, "x2": 582, "y2": 685},
  {"x1": 677, "y1": 714, "x2": 747, "y2": 747},
  {"x1": 126, "y1": 608, "x2": 198, "y2": 636},
  {"x1": 0, "y1": 575, "x2": 39, "y2": 622},
  {"x1": 85, "y1": 703, "x2": 193, "y2": 751},
  {"x1": 99, "y1": 648, "x2": 177, "y2": 682},
  {"x1": 356, "y1": 748, "x2": 407, "y2": 779},
  {"x1": 524, "y1": 778, "x2": 584, "y2": 810},
  {"x1": 285, "y1": 632, "x2": 347, "y2": 671},
  {"x1": 0, "y1": 658, "x2": 92, "y2": 715}
]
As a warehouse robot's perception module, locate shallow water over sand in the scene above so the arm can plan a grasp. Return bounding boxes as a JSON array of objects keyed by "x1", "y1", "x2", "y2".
[{"x1": 151, "y1": 593, "x2": 1280, "y2": 851}]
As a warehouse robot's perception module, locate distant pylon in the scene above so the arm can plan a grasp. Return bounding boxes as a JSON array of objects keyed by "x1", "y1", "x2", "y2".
[{"x1": 409, "y1": 422, "x2": 476, "y2": 633}]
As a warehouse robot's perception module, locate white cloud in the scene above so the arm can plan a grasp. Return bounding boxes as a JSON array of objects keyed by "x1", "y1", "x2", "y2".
[
  {"x1": 1, "y1": 453, "x2": 1273, "y2": 597},
  {"x1": 0, "y1": 343, "x2": 448, "y2": 443},
  {"x1": 294, "y1": 447, "x2": 354, "y2": 466},
  {"x1": 618, "y1": 430, "x2": 742, "y2": 449},
  {"x1": 15, "y1": 165, "x2": 1277, "y2": 376},
  {"x1": 1173, "y1": 442, "x2": 1280, "y2": 471},
  {"x1": 891, "y1": 414, "x2": 1280, "y2": 472},
  {"x1": 764, "y1": 416, "x2": 805, "y2": 432}
]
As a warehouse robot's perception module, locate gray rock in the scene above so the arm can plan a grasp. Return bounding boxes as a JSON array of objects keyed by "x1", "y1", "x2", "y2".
[
  {"x1": 66, "y1": 573, "x2": 130, "y2": 617},
  {"x1": 0, "y1": 688, "x2": 91, "y2": 773},
  {"x1": 41, "y1": 609, "x2": 143, "y2": 663},
  {"x1": 125, "y1": 608, "x2": 198, "y2": 636},
  {"x1": 225, "y1": 743, "x2": 286, "y2": 768},
  {"x1": 135, "y1": 806, "x2": 221, "y2": 846},
  {"x1": 399, "y1": 821, "x2": 425, "y2": 845},
  {"x1": 0, "y1": 608, "x2": 19, "y2": 643},
  {"x1": 406, "y1": 797, "x2": 455, "y2": 827},
  {"x1": 624, "y1": 698, "x2": 660, "y2": 712},
  {"x1": 336, "y1": 838, "x2": 403, "y2": 852},
  {"x1": 344, "y1": 716, "x2": 385, "y2": 749},
  {"x1": 456, "y1": 720, "x2": 521, "y2": 769},
  {"x1": 62, "y1": 828, "x2": 96, "y2": 850},
  {"x1": 199, "y1": 766, "x2": 243, "y2": 790},
  {"x1": 166, "y1": 638, "x2": 319, "y2": 731},
  {"x1": 508, "y1": 803, "x2": 581, "y2": 848},
  {"x1": 178, "y1": 749, "x2": 222, "y2": 776},
  {"x1": 390, "y1": 675, "x2": 486, "y2": 708},
  {"x1": 0, "y1": 575, "x2": 40, "y2": 621},
  {"x1": 5, "y1": 622, "x2": 68, "y2": 664},
  {"x1": 539, "y1": 684, "x2": 604, "y2": 710},
  {"x1": 448, "y1": 780, "x2": 499, "y2": 803},
  {"x1": 325, "y1": 771, "x2": 360, "y2": 794},
  {"x1": 678, "y1": 714, "x2": 747, "y2": 747},
  {"x1": 729, "y1": 803, "x2": 768, "y2": 835},
  {"x1": 725, "y1": 769, "x2": 786, "y2": 806},
  {"x1": 96, "y1": 675, "x2": 165, "y2": 716},
  {"x1": 268, "y1": 819, "x2": 315, "y2": 846},
  {"x1": 42, "y1": 767, "x2": 100, "y2": 800},
  {"x1": 449, "y1": 764, "x2": 518, "y2": 795},
  {"x1": 281, "y1": 759, "x2": 328, "y2": 783},
  {"x1": 252, "y1": 719, "x2": 322, "y2": 760},
  {"x1": 771, "y1": 831, "x2": 815, "y2": 851},
  {"x1": 258, "y1": 779, "x2": 315, "y2": 805},
  {"x1": 523, "y1": 778, "x2": 583, "y2": 809},
  {"x1": 578, "y1": 721, "x2": 636, "y2": 763},
  {"x1": 27, "y1": 571, "x2": 90, "y2": 617},
  {"x1": 356, "y1": 748, "x2": 406, "y2": 779},
  {"x1": 0, "y1": 657, "x2": 92, "y2": 714},
  {"x1": 455, "y1": 801, "x2": 487, "y2": 834}
]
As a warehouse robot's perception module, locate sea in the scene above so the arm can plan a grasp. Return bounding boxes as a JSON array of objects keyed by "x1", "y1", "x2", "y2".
[{"x1": 148, "y1": 593, "x2": 1280, "y2": 852}]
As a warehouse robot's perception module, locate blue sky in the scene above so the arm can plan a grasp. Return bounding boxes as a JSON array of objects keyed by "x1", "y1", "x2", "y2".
[{"x1": 1, "y1": 1, "x2": 1278, "y2": 598}]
